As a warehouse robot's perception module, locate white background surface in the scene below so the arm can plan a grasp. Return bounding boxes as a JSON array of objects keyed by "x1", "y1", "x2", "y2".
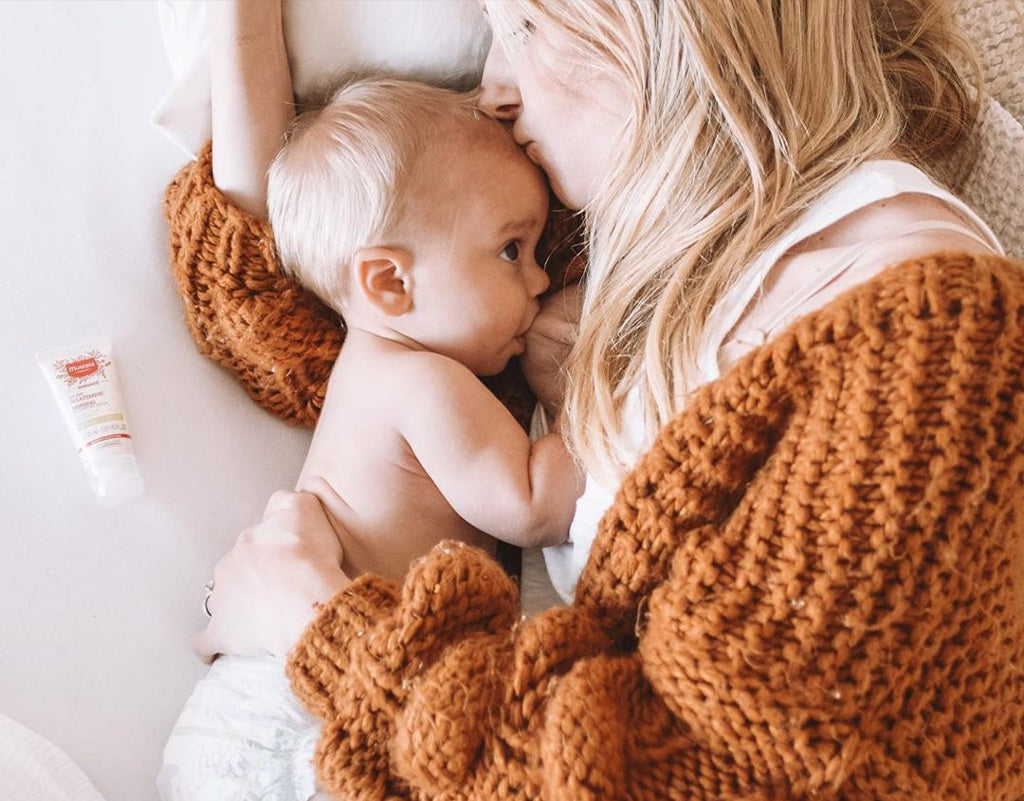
[{"x1": 0, "y1": 3, "x2": 311, "y2": 799}]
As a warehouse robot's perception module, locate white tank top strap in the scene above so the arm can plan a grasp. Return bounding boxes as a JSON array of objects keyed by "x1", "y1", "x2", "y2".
[
  {"x1": 753, "y1": 218, "x2": 999, "y2": 335},
  {"x1": 695, "y1": 160, "x2": 1003, "y2": 385}
]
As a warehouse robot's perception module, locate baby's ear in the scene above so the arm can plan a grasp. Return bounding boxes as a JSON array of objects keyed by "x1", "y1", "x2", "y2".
[{"x1": 353, "y1": 247, "x2": 414, "y2": 316}]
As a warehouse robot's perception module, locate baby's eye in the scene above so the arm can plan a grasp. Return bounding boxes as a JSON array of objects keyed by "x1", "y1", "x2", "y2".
[{"x1": 500, "y1": 241, "x2": 521, "y2": 262}]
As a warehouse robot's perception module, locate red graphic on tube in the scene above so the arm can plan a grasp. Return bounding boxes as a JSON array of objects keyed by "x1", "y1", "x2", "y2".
[
  {"x1": 66, "y1": 358, "x2": 99, "y2": 379},
  {"x1": 78, "y1": 433, "x2": 132, "y2": 453}
]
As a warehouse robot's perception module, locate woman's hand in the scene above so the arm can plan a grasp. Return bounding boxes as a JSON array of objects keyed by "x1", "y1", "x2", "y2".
[
  {"x1": 522, "y1": 281, "x2": 582, "y2": 419},
  {"x1": 193, "y1": 483, "x2": 351, "y2": 662}
]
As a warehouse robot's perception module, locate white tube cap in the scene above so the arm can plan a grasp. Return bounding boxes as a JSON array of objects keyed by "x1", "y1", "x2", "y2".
[{"x1": 88, "y1": 453, "x2": 145, "y2": 507}]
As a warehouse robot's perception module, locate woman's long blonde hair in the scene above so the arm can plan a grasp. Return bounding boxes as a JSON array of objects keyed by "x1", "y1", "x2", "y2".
[{"x1": 489, "y1": 0, "x2": 981, "y2": 484}]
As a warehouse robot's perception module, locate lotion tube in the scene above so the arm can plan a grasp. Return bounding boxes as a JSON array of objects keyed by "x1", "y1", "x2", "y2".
[{"x1": 37, "y1": 338, "x2": 144, "y2": 506}]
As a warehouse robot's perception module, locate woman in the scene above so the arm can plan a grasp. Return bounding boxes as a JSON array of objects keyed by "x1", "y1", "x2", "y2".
[{"x1": 174, "y1": 1, "x2": 1024, "y2": 798}]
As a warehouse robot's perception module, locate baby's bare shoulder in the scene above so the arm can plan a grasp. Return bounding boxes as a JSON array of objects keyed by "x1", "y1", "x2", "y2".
[
  {"x1": 389, "y1": 350, "x2": 480, "y2": 391},
  {"x1": 388, "y1": 351, "x2": 505, "y2": 427}
]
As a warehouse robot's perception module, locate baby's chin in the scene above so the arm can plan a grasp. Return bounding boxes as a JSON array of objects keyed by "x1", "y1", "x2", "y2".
[
  {"x1": 472, "y1": 341, "x2": 526, "y2": 377},
  {"x1": 474, "y1": 359, "x2": 512, "y2": 378}
]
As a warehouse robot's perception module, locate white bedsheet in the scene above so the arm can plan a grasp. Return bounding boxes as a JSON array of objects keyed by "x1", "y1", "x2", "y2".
[{"x1": 0, "y1": 4, "x2": 311, "y2": 799}]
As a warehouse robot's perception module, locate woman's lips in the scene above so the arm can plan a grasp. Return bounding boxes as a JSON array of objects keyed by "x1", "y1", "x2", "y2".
[{"x1": 523, "y1": 141, "x2": 541, "y2": 165}]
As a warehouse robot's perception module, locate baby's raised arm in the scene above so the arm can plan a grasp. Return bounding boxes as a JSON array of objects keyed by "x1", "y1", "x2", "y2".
[
  {"x1": 400, "y1": 356, "x2": 584, "y2": 548},
  {"x1": 207, "y1": 0, "x2": 294, "y2": 216}
]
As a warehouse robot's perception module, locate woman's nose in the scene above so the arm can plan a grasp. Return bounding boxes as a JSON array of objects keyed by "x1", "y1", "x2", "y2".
[{"x1": 479, "y1": 40, "x2": 521, "y2": 121}]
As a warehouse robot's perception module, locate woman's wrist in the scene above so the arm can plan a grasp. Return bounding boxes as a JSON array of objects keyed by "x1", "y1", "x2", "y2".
[{"x1": 278, "y1": 566, "x2": 350, "y2": 658}]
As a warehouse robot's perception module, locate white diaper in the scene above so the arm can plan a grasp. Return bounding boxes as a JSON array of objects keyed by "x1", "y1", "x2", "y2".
[{"x1": 157, "y1": 655, "x2": 320, "y2": 801}]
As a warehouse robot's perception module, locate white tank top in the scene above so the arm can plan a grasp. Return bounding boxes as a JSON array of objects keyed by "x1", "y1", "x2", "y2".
[{"x1": 528, "y1": 160, "x2": 1003, "y2": 609}]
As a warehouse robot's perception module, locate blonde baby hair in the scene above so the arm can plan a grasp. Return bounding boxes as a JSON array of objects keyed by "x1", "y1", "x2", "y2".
[
  {"x1": 488, "y1": 0, "x2": 981, "y2": 484},
  {"x1": 267, "y1": 77, "x2": 480, "y2": 313}
]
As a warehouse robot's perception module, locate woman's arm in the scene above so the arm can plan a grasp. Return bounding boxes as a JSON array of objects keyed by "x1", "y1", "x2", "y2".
[
  {"x1": 163, "y1": 146, "x2": 342, "y2": 427},
  {"x1": 206, "y1": 0, "x2": 294, "y2": 217},
  {"x1": 208, "y1": 253, "x2": 1024, "y2": 800},
  {"x1": 163, "y1": 1, "x2": 339, "y2": 428}
]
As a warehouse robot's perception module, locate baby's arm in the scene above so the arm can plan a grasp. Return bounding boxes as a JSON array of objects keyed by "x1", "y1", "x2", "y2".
[
  {"x1": 400, "y1": 356, "x2": 584, "y2": 548},
  {"x1": 207, "y1": 0, "x2": 294, "y2": 216}
]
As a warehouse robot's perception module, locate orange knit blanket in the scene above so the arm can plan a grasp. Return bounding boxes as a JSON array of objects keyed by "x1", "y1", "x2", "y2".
[{"x1": 164, "y1": 149, "x2": 1024, "y2": 799}]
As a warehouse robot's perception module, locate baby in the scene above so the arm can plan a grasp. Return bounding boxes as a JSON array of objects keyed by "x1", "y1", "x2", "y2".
[
  {"x1": 278, "y1": 78, "x2": 580, "y2": 582},
  {"x1": 159, "y1": 78, "x2": 581, "y2": 801}
]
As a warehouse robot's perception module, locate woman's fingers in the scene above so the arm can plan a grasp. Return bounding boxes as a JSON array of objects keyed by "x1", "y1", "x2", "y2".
[{"x1": 263, "y1": 489, "x2": 300, "y2": 517}]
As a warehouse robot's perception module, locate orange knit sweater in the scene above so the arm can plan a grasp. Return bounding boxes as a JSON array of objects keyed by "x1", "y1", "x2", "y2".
[{"x1": 165, "y1": 150, "x2": 1024, "y2": 800}]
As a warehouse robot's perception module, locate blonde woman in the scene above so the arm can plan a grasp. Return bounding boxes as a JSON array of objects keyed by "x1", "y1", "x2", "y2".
[{"x1": 175, "y1": 1, "x2": 1024, "y2": 798}]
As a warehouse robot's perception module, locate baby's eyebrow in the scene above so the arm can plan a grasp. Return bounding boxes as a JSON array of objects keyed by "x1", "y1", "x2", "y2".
[{"x1": 497, "y1": 217, "x2": 540, "y2": 237}]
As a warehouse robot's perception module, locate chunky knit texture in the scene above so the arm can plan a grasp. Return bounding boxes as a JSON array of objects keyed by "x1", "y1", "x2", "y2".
[
  {"x1": 285, "y1": 252, "x2": 1024, "y2": 801},
  {"x1": 163, "y1": 143, "x2": 339, "y2": 427},
  {"x1": 162, "y1": 142, "x2": 585, "y2": 429}
]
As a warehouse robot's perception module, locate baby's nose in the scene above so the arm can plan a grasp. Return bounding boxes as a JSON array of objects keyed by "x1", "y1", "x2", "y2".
[{"x1": 526, "y1": 262, "x2": 550, "y2": 298}]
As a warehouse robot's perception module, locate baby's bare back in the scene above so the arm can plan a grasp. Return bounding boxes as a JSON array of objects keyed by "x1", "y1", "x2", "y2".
[{"x1": 295, "y1": 348, "x2": 496, "y2": 584}]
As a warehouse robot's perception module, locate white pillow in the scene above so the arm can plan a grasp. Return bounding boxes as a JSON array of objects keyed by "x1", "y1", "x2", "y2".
[{"x1": 152, "y1": 0, "x2": 491, "y2": 158}]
